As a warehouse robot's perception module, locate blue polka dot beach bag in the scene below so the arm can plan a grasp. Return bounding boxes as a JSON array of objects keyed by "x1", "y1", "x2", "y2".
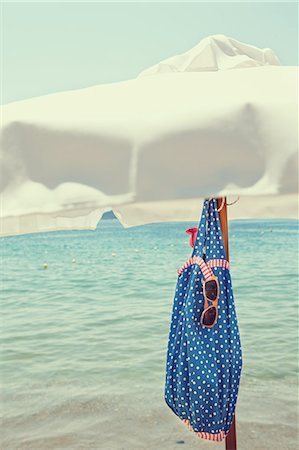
[{"x1": 165, "y1": 199, "x2": 242, "y2": 442}]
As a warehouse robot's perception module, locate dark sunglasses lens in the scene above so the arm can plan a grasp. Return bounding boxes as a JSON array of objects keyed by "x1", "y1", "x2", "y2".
[
  {"x1": 205, "y1": 280, "x2": 218, "y2": 300},
  {"x1": 202, "y1": 307, "x2": 217, "y2": 326}
]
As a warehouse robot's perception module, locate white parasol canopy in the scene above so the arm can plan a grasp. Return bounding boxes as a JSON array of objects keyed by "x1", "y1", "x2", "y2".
[{"x1": 1, "y1": 35, "x2": 298, "y2": 236}]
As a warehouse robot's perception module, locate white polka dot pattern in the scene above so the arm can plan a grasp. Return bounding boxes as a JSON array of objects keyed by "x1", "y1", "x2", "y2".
[{"x1": 165, "y1": 199, "x2": 242, "y2": 441}]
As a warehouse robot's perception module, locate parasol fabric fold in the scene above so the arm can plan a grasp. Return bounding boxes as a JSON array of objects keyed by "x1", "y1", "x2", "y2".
[{"x1": 1, "y1": 35, "x2": 298, "y2": 235}]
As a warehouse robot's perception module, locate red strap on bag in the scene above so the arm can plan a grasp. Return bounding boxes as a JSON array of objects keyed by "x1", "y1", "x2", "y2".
[{"x1": 185, "y1": 227, "x2": 198, "y2": 248}]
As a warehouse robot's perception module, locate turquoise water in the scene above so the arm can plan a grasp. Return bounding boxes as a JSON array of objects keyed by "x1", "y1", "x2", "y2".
[{"x1": 1, "y1": 219, "x2": 298, "y2": 449}]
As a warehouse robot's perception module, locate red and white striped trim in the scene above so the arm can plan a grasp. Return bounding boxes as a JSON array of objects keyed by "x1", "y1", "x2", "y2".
[
  {"x1": 177, "y1": 257, "x2": 230, "y2": 278},
  {"x1": 208, "y1": 259, "x2": 230, "y2": 270},
  {"x1": 177, "y1": 256, "x2": 213, "y2": 279},
  {"x1": 182, "y1": 419, "x2": 226, "y2": 442}
]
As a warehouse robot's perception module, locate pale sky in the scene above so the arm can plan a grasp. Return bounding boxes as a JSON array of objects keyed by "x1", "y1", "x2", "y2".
[{"x1": 2, "y1": 1, "x2": 298, "y2": 104}]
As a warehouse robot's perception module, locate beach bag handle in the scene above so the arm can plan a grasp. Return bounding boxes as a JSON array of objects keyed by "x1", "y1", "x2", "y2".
[{"x1": 191, "y1": 199, "x2": 226, "y2": 261}]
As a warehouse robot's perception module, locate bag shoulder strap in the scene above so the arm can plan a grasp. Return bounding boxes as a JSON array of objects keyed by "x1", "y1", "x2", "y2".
[{"x1": 192, "y1": 199, "x2": 227, "y2": 261}]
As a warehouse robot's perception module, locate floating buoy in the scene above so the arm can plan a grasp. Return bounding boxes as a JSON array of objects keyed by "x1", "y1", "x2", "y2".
[
  {"x1": 43, "y1": 262, "x2": 48, "y2": 269},
  {"x1": 72, "y1": 258, "x2": 76, "y2": 263},
  {"x1": 111, "y1": 252, "x2": 117, "y2": 257}
]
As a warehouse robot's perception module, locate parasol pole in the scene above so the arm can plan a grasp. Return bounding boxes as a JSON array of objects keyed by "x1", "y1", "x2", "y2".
[{"x1": 216, "y1": 197, "x2": 237, "y2": 450}]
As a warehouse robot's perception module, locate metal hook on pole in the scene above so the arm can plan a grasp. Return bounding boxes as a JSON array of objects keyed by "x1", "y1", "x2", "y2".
[
  {"x1": 227, "y1": 196, "x2": 240, "y2": 207},
  {"x1": 217, "y1": 197, "x2": 226, "y2": 212},
  {"x1": 217, "y1": 196, "x2": 239, "y2": 212}
]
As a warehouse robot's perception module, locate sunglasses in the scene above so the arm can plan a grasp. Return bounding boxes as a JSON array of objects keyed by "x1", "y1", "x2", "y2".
[{"x1": 200, "y1": 276, "x2": 219, "y2": 328}]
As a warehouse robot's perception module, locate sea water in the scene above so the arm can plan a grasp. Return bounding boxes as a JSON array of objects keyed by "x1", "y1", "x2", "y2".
[{"x1": 1, "y1": 219, "x2": 298, "y2": 449}]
